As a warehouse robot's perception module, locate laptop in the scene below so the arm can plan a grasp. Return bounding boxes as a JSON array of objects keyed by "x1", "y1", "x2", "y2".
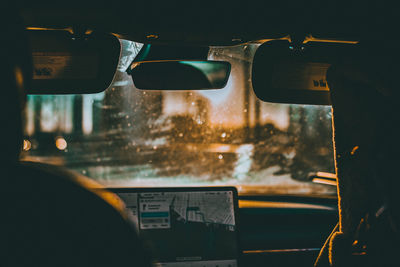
[{"x1": 111, "y1": 187, "x2": 239, "y2": 267}]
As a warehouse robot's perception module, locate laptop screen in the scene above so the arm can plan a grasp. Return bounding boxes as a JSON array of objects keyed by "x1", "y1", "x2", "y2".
[{"x1": 112, "y1": 187, "x2": 239, "y2": 267}]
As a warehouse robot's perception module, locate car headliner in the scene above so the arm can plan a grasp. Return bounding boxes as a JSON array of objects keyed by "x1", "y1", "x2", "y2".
[{"x1": 19, "y1": 1, "x2": 396, "y2": 46}]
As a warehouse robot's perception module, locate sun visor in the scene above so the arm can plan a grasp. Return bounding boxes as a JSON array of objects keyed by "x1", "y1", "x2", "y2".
[
  {"x1": 28, "y1": 30, "x2": 121, "y2": 94},
  {"x1": 252, "y1": 40, "x2": 359, "y2": 105}
]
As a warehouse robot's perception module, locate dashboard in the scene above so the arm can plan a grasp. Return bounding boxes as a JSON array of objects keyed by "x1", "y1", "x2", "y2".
[{"x1": 238, "y1": 195, "x2": 337, "y2": 266}]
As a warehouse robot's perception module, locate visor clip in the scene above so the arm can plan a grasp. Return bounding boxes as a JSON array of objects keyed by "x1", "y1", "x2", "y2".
[{"x1": 289, "y1": 33, "x2": 306, "y2": 52}]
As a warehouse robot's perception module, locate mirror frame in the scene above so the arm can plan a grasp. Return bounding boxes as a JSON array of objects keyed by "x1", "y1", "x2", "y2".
[{"x1": 128, "y1": 60, "x2": 231, "y2": 90}]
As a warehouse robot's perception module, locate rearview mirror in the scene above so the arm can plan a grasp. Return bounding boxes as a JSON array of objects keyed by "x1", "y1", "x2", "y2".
[
  {"x1": 128, "y1": 60, "x2": 231, "y2": 90},
  {"x1": 28, "y1": 30, "x2": 120, "y2": 94},
  {"x1": 252, "y1": 40, "x2": 359, "y2": 105}
]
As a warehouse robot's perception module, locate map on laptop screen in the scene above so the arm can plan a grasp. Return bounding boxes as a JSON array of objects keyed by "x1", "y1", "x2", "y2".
[{"x1": 113, "y1": 187, "x2": 238, "y2": 267}]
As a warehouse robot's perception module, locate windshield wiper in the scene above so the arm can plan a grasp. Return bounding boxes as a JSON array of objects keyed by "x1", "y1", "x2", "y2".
[{"x1": 308, "y1": 172, "x2": 337, "y2": 186}]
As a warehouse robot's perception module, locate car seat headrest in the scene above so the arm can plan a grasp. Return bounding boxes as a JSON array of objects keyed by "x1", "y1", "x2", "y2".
[{"x1": 0, "y1": 6, "x2": 32, "y2": 165}]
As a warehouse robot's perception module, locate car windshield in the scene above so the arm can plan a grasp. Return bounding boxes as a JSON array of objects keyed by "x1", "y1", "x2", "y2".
[{"x1": 21, "y1": 39, "x2": 336, "y2": 196}]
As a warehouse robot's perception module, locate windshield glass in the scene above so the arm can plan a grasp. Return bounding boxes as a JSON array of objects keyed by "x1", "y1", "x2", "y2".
[{"x1": 21, "y1": 39, "x2": 336, "y2": 196}]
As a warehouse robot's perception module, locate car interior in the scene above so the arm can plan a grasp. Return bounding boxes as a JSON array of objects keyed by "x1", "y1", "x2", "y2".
[{"x1": 2, "y1": 2, "x2": 399, "y2": 267}]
